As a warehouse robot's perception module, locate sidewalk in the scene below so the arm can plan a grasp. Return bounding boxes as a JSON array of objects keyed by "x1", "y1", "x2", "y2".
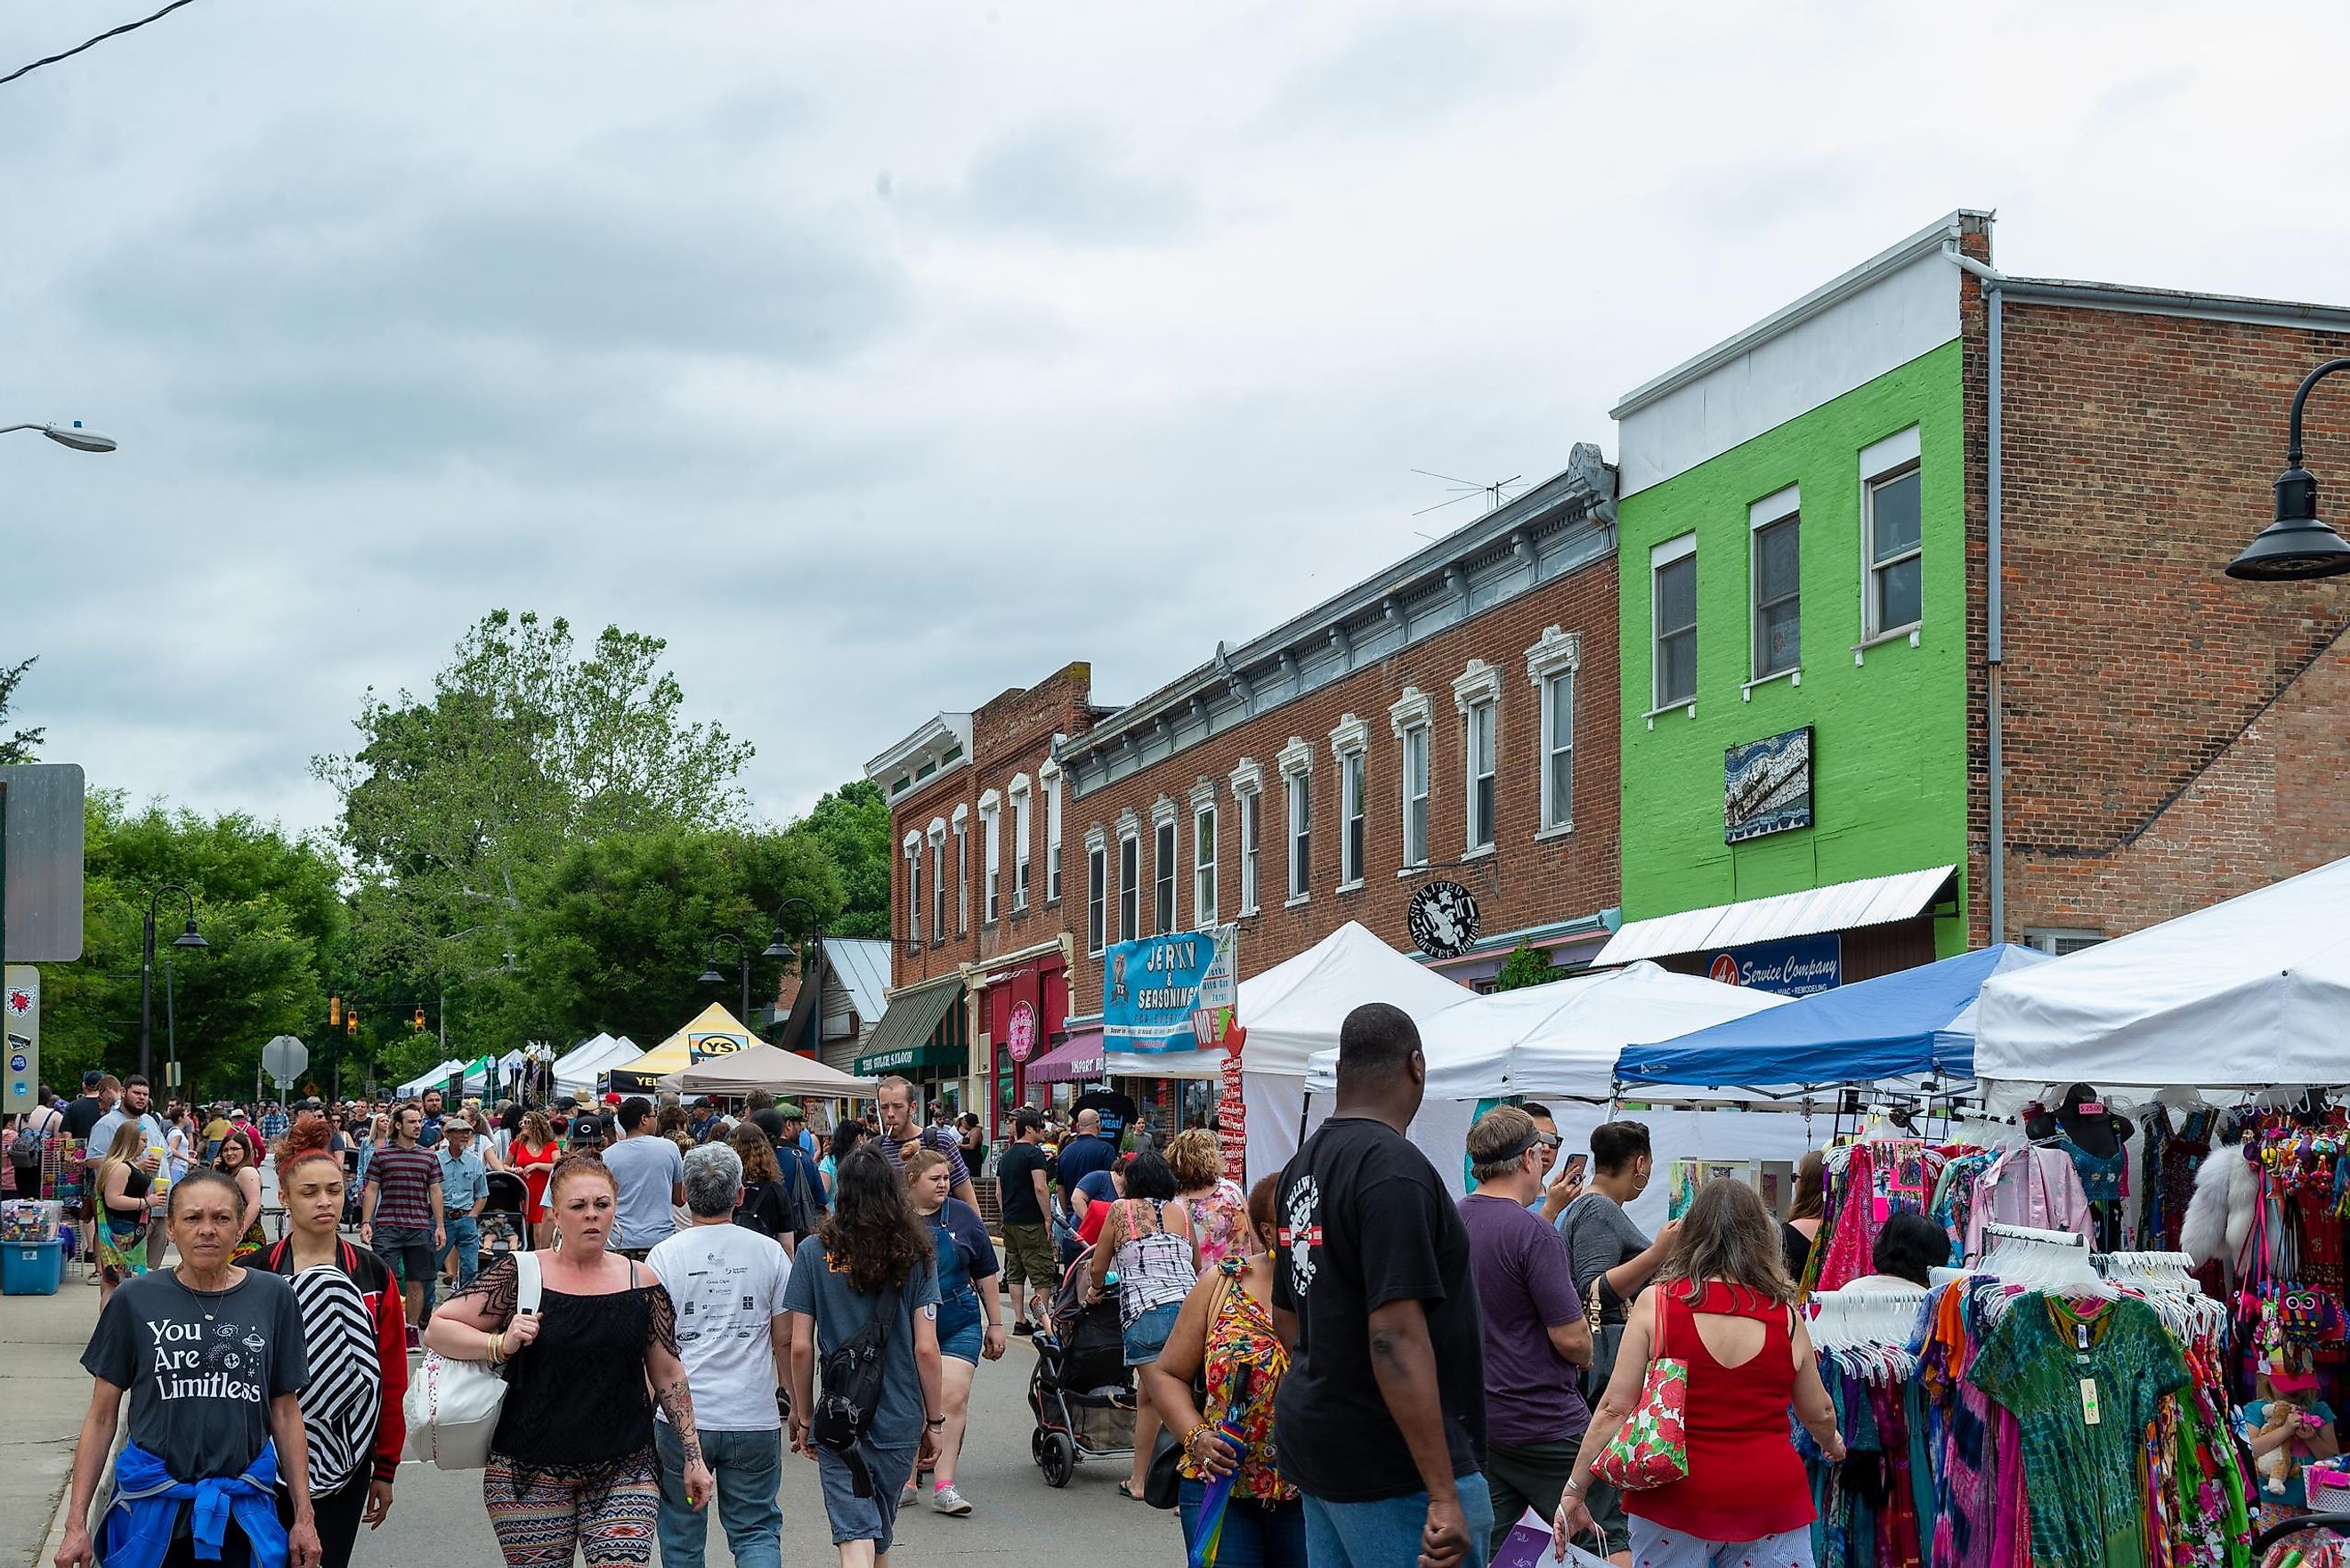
[{"x1": 0, "y1": 1269, "x2": 100, "y2": 1568}]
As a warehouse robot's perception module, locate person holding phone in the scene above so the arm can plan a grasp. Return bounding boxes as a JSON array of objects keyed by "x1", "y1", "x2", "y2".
[{"x1": 1520, "y1": 1104, "x2": 1585, "y2": 1223}]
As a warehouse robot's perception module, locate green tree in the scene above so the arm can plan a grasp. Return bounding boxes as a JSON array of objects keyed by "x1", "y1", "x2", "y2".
[
  {"x1": 1493, "y1": 941, "x2": 1568, "y2": 992},
  {"x1": 313, "y1": 609, "x2": 755, "y2": 1007},
  {"x1": 43, "y1": 794, "x2": 345, "y2": 1099},
  {"x1": 0, "y1": 654, "x2": 43, "y2": 764},
  {"x1": 520, "y1": 825, "x2": 841, "y2": 1048},
  {"x1": 786, "y1": 780, "x2": 892, "y2": 941}
]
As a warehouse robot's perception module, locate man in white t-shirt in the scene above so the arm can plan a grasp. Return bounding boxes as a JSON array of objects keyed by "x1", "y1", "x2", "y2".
[{"x1": 646, "y1": 1141, "x2": 793, "y2": 1568}]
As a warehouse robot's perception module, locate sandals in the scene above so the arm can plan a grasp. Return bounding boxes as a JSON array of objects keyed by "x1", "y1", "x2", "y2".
[{"x1": 1116, "y1": 1480, "x2": 1145, "y2": 1502}]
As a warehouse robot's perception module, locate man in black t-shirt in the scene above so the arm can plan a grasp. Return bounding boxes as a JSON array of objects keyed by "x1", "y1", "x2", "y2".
[
  {"x1": 60, "y1": 1071, "x2": 115, "y2": 1144},
  {"x1": 1273, "y1": 1002, "x2": 1490, "y2": 1568},
  {"x1": 994, "y1": 1109, "x2": 1057, "y2": 1333}
]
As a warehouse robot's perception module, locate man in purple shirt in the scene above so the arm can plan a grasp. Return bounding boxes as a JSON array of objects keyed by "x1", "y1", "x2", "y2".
[{"x1": 1458, "y1": 1105, "x2": 1594, "y2": 1541}]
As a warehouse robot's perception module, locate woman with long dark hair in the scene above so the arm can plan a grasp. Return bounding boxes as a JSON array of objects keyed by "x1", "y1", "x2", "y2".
[
  {"x1": 730, "y1": 1124, "x2": 795, "y2": 1249},
  {"x1": 784, "y1": 1144, "x2": 944, "y2": 1566},
  {"x1": 260, "y1": 1120, "x2": 408, "y2": 1568},
  {"x1": 818, "y1": 1120, "x2": 870, "y2": 1204},
  {"x1": 1555, "y1": 1179, "x2": 1844, "y2": 1568},
  {"x1": 215, "y1": 1127, "x2": 268, "y2": 1262}
]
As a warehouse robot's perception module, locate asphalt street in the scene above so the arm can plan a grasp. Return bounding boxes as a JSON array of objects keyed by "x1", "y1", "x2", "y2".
[{"x1": 352, "y1": 1330, "x2": 1166, "y2": 1565}]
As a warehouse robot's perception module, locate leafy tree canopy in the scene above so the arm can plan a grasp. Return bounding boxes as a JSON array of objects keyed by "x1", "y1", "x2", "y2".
[
  {"x1": 787, "y1": 779, "x2": 891, "y2": 941},
  {"x1": 1, "y1": 654, "x2": 44, "y2": 764},
  {"x1": 1493, "y1": 941, "x2": 1568, "y2": 992}
]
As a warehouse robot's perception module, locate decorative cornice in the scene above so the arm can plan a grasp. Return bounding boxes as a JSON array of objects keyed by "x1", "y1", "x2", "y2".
[
  {"x1": 1329, "y1": 713, "x2": 1371, "y2": 759},
  {"x1": 1229, "y1": 756, "x2": 1264, "y2": 797},
  {"x1": 1188, "y1": 777, "x2": 1217, "y2": 811},
  {"x1": 1525, "y1": 625, "x2": 1583, "y2": 684},
  {"x1": 1390, "y1": 686, "x2": 1434, "y2": 737},
  {"x1": 1151, "y1": 795, "x2": 1179, "y2": 828},
  {"x1": 1276, "y1": 736, "x2": 1314, "y2": 777}
]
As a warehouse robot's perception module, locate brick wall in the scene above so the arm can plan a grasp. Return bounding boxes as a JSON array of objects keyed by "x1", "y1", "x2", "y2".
[
  {"x1": 1062, "y1": 558, "x2": 1621, "y2": 1011},
  {"x1": 1966, "y1": 299, "x2": 2350, "y2": 942},
  {"x1": 889, "y1": 663, "x2": 1098, "y2": 987}
]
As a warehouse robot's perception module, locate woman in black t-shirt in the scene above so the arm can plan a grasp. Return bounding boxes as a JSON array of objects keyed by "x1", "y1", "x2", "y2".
[
  {"x1": 425, "y1": 1154, "x2": 712, "y2": 1568},
  {"x1": 729, "y1": 1125, "x2": 797, "y2": 1251}
]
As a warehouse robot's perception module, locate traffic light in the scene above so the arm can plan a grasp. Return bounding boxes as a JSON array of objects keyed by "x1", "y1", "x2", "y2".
[
  {"x1": 413, "y1": 1006, "x2": 427, "y2": 1033},
  {"x1": 328, "y1": 996, "x2": 342, "y2": 1026},
  {"x1": 345, "y1": 1011, "x2": 359, "y2": 1037}
]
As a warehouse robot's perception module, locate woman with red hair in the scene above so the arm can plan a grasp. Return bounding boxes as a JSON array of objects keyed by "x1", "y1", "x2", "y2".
[{"x1": 261, "y1": 1119, "x2": 409, "y2": 1568}]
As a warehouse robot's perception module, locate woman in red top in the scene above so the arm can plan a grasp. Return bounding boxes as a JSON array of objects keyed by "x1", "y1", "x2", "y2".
[
  {"x1": 509, "y1": 1110, "x2": 561, "y2": 1249},
  {"x1": 1556, "y1": 1178, "x2": 1844, "y2": 1568}
]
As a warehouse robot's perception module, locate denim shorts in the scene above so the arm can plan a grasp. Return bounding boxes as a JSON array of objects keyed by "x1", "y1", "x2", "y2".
[
  {"x1": 940, "y1": 1317, "x2": 985, "y2": 1364},
  {"x1": 1122, "y1": 1299, "x2": 1182, "y2": 1365}
]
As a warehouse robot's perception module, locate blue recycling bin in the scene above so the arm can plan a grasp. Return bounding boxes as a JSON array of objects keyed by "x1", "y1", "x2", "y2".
[{"x1": 2, "y1": 1238, "x2": 64, "y2": 1296}]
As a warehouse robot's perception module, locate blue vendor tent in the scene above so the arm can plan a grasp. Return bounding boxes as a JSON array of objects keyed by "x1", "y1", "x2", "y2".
[{"x1": 1613, "y1": 943, "x2": 2054, "y2": 1091}]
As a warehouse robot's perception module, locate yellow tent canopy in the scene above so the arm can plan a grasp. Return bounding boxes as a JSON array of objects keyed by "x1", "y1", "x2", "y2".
[{"x1": 605, "y1": 1004, "x2": 758, "y2": 1091}]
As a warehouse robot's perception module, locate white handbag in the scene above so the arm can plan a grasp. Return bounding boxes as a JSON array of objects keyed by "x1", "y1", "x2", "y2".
[{"x1": 403, "y1": 1250, "x2": 542, "y2": 1471}]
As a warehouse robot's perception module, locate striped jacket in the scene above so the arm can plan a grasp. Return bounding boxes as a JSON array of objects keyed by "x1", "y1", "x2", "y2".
[{"x1": 263, "y1": 1237, "x2": 409, "y2": 1483}]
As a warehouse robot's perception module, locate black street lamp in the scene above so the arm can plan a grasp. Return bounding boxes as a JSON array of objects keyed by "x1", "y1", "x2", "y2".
[
  {"x1": 699, "y1": 933, "x2": 753, "y2": 1027},
  {"x1": 140, "y1": 885, "x2": 207, "y2": 1086},
  {"x1": 766, "y1": 897, "x2": 824, "y2": 1051},
  {"x1": 2230, "y1": 358, "x2": 2350, "y2": 581}
]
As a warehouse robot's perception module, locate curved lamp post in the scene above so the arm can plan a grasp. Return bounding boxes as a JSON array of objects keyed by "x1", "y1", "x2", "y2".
[
  {"x1": 3, "y1": 420, "x2": 117, "y2": 453},
  {"x1": 141, "y1": 885, "x2": 207, "y2": 1086},
  {"x1": 699, "y1": 933, "x2": 754, "y2": 1027},
  {"x1": 2230, "y1": 358, "x2": 2350, "y2": 581}
]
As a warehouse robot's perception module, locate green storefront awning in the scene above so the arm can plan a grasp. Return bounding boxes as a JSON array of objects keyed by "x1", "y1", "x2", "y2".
[{"x1": 854, "y1": 974, "x2": 966, "y2": 1079}]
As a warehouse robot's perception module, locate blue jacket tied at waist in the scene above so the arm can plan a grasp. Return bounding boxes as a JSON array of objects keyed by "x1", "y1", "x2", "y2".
[{"x1": 100, "y1": 1440, "x2": 288, "y2": 1568}]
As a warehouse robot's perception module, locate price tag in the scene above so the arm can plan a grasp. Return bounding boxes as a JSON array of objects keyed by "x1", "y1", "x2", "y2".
[{"x1": 2080, "y1": 1378, "x2": 2102, "y2": 1427}]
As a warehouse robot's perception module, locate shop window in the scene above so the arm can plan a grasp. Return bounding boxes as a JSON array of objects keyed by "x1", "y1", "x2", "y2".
[
  {"x1": 1751, "y1": 492, "x2": 1801, "y2": 681},
  {"x1": 1863, "y1": 430, "x2": 1924, "y2": 640}
]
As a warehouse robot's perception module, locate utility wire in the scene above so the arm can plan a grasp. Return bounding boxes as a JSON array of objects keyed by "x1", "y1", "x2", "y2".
[{"x1": 0, "y1": 0, "x2": 203, "y2": 89}]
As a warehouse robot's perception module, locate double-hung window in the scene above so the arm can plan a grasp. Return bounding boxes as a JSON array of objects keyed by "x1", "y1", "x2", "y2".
[
  {"x1": 1653, "y1": 535, "x2": 1698, "y2": 709},
  {"x1": 1010, "y1": 780, "x2": 1032, "y2": 913},
  {"x1": 1750, "y1": 488, "x2": 1800, "y2": 681},
  {"x1": 1194, "y1": 800, "x2": 1217, "y2": 926},
  {"x1": 1330, "y1": 715, "x2": 1369, "y2": 890},
  {"x1": 905, "y1": 839, "x2": 923, "y2": 947},
  {"x1": 1117, "y1": 825, "x2": 1140, "y2": 942},
  {"x1": 1153, "y1": 807, "x2": 1178, "y2": 934},
  {"x1": 930, "y1": 832, "x2": 946, "y2": 945},
  {"x1": 980, "y1": 794, "x2": 1001, "y2": 925},
  {"x1": 1465, "y1": 704, "x2": 1495, "y2": 851},
  {"x1": 1526, "y1": 626, "x2": 1581, "y2": 836},
  {"x1": 1232, "y1": 765, "x2": 1262, "y2": 917},
  {"x1": 952, "y1": 812, "x2": 969, "y2": 935},
  {"x1": 1044, "y1": 768, "x2": 1065, "y2": 903},
  {"x1": 1863, "y1": 428, "x2": 1924, "y2": 639},
  {"x1": 1085, "y1": 835, "x2": 1107, "y2": 955},
  {"x1": 1286, "y1": 773, "x2": 1310, "y2": 899},
  {"x1": 1390, "y1": 688, "x2": 1432, "y2": 869}
]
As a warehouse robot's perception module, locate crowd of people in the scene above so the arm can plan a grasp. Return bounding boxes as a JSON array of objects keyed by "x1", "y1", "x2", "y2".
[{"x1": 12, "y1": 1021, "x2": 1918, "y2": 1568}]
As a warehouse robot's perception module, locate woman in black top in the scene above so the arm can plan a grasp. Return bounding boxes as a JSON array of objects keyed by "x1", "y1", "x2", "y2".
[
  {"x1": 729, "y1": 1125, "x2": 797, "y2": 1254},
  {"x1": 425, "y1": 1154, "x2": 713, "y2": 1567}
]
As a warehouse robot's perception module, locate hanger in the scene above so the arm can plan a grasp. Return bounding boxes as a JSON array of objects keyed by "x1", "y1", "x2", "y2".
[
  {"x1": 1806, "y1": 1287, "x2": 1930, "y2": 1361},
  {"x1": 1980, "y1": 1222, "x2": 2110, "y2": 1293}
]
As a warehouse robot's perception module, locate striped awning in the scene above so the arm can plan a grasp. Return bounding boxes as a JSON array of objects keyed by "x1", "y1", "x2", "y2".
[{"x1": 1594, "y1": 865, "x2": 1957, "y2": 966}]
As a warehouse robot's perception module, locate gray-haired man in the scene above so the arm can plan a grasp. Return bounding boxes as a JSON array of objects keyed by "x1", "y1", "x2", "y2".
[{"x1": 646, "y1": 1143, "x2": 794, "y2": 1568}]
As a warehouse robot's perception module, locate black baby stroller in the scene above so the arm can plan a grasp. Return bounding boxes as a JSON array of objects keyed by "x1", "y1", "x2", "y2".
[
  {"x1": 475, "y1": 1170, "x2": 532, "y2": 1275},
  {"x1": 1027, "y1": 1244, "x2": 1136, "y2": 1487}
]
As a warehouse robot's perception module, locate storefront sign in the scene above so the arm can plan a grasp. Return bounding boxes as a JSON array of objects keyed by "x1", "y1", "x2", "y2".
[
  {"x1": 1725, "y1": 726, "x2": 1814, "y2": 844},
  {"x1": 1005, "y1": 1000, "x2": 1038, "y2": 1063},
  {"x1": 1219, "y1": 1052, "x2": 1247, "y2": 1184},
  {"x1": 1704, "y1": 934, "x2": 1842, "y2": 997},
  {"x1": 1105, "y1": 925, "x2": 1237, "y2": 1056}
]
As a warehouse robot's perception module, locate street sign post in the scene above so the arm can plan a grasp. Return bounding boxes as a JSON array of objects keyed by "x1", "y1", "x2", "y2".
[
  {"x1": 4, "y1": 966, "x2": 38, "y2": 1117},
  {"x1": 261, "y1": 1034, "x2": 309, "y2": 1099},
  {"x1": 1, "y1": 764, "x2": 86, "y2": 963}
]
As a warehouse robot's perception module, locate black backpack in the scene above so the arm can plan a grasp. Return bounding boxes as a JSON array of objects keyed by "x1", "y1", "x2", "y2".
[
  {"x1": 778, "y1": 1152, "x2": 822, "y2": 1243},
  {"x1": 809, "y1": 1263, "x2": 896, "y2": 1496}
]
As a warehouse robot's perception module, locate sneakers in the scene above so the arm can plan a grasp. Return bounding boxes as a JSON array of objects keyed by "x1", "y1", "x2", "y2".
[
  {"x1": 1011, "y1": 1320, "x2": 1034, "y2": 1337},
  {"x1": 405, "y1": 1324, "x2": 421, "y2": 1354},
  {"x1": 931, "y1": 1483, "x2": 973, "y2": 1516},
  {"x1": 900, "y1": 1478, "x2": 920, "y2": 1507}
]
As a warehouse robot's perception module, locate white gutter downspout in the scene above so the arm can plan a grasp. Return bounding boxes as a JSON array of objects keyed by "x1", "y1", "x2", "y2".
[{"x1": 1946, "y1": 243, "x2": 2008, "y2": 942}]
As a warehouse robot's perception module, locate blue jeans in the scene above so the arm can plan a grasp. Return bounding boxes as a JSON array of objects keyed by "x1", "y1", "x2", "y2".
[
  {"x1": 1181, "y1": 1478, "x2": 1309, "y2": 1567},
  {"x1": 439, "y1": 1215, "x2": 480, "y2": 1288},
  {"x1": 1302, "y1": 1473, "x2": 1493, "y2": 1568},
  {"x1": 654, "y1": 1422, "x2": 782, "y2": 1568}
]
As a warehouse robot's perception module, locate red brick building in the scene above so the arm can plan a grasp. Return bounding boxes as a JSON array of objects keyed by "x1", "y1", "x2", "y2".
[
  {"x1": 864, "y1": 449, "x2": 1622, "y2": 1136},
  {"x1": 1959, "y1": 264, "x2": 2350, "y2": 948},
  {"x1": 861, "y1": 664, "x2": 1107, "y2": 1132}
]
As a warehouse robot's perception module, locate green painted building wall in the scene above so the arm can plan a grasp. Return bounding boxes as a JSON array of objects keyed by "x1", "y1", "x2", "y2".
[{"x1": 1616, "y1": 340, "x2": 1969, "y2": 953}]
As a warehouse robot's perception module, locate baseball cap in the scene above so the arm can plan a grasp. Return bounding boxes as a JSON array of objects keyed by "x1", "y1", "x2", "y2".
[
  {"x1": 2271, "y1": 1369, "x2": 2321, "y2": 1394},
  {"x1": 292, "y1": 1097, "x2": 323, "y2": 1113},
  {"x1": 82, "y1": 1071, "x2": 104, "y2": 1089}
]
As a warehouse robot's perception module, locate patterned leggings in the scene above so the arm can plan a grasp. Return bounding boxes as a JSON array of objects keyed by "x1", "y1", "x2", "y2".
[{"x1": 482, "y1": 1453, "x2": 660, "y2": 1568}]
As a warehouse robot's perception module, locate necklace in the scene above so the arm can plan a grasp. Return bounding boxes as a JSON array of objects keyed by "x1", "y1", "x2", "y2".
[{"x1": 174, "y1": 1264, "x2": 239, "y2": 1319}]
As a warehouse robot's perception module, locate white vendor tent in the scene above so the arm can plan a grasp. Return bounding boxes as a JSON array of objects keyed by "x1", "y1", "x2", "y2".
[
  {"x1": 665, "y1": 1043, "x2": 878, "y2": 1099},
  {"x1": 1305, "y1": 961, "x2": 1793, "y2": 1102},
  {"x1": 1974, "y1": 854, "x2": 2350, "y2": 1110},
  {"x1": 395, "y1": 1059, "x2": 465, "y2": 1098},
  {"x1": 552, "y1": 1033, "x2": 643, "y2": 1096},
  {"x1": 1234, "y1": 922, "x2": 1475, "y2": 1184}
]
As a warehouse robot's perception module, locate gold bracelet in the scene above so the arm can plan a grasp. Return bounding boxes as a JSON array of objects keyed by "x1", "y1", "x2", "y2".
[
  {"x1": 1182, "y1": 1421, "x2": 1212, "y2": 1457},
  {"x1": 489, "y1": 1332, "x2": 504, "y2": 1365}
]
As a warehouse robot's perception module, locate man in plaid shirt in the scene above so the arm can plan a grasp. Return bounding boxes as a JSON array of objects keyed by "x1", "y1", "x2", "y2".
[{"x1": 873, "y1": 1076, "x2": 978, "y2": 1209}]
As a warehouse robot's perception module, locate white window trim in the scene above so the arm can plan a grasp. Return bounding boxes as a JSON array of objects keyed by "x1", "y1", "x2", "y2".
[
  {"x1": 1649, "y1": 532, "x2": 1698, "y2": 717},
  {"x1": 1228, "y1": 756, "x2": 1264, "y2": 798},
  {"x1": 1284, "y1": 769, "x2": 1312, "y2": 907},
  {"x1": 1453, "y1": 663, "x2": 1500, "y2": 854},
  {"x1": 1449, "y1": 659, "x2": 1502, "y2": 715},
  {"x1": 1010, "y1": 787, "x2": 1033, "y2": 914},
  {"x1": 1526, "y1": 626, "x2": 1582, "y2": 837},
  {"x1": 1151, "y1": 794, "x2": 1178, "y2": 828},
  {"x1": 1275, "y1": 736, "x2": 1314, "y2": 779},
  {"x1": 2023, "y1": 926, "x2": 2105, "y2": 956},
  {"x1": 1116, "y1": 823, "x2": 1140, "y2": 945},
  {"x1": 903, "y1": 832, "x2": 923, "y2": 946},
  {"x1": 1748, "y1": 488, "x2": 1802, "y2": 686},
  {"x1": 980, "y1": 802, "x2": 1001, "y2": 925},
  {"x1": 1153, "y1": 815, "x2": 1178, "y2": 934},
  {"x1": 1390, "y1": 687, "x2": 1432, "y2": 870},
  {"x1": 1861, "y1": 426, "x2": 1925, "y2": 643},
  {"x1": 1084, "y1": 836, "x2": 1107, "y2": 957},
  {"x1": 1230, "y1": 759, "x2": 1263, "y2": 917},
  {"x1": 1337, "y1": 749, "x2": 1366, "y2": 892},
  {"x1": 930, "y1": 834, "x2": 946, "y2": 947},
  {"x1": 1042, "y1": 764, "x2": 1065, "y2": 904},
  {"x1": 950, "y1": 802, "x2": 969, "y2": 828},
  {"x1": 927, "y1": 816, "x2": 948, "y2": 845},
  {"x1": 1193, "y1": 802, "x2": 1217, "y2": 928},
  {"x1": 953, "y1": 819, "x2": 969, "y2": 934},
  {"x1": 1328, "y1": 713, "x2": 1371, "y2": 760}
]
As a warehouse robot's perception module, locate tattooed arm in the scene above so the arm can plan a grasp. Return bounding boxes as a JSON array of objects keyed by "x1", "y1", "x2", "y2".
[{"x1": 644, "y1": 1286, "x2": 713, "y2": 1510}]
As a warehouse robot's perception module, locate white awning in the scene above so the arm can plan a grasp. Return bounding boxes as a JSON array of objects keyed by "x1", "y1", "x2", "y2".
[{"x1": 1595, "y1": 865, "x2": 1957, "y2": 966}]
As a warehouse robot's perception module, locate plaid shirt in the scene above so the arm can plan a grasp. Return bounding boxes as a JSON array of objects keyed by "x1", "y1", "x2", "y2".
[
  {"x1": 364, "y1": 1142, "x2": 442, "y2": 1231},
  {"x1": 260, "y1": 1111, "x2": 289, "y2": 1142}
]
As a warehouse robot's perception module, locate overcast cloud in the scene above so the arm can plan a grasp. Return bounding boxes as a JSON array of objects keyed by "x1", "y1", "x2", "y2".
[{"x1": 4, "y1": 0, "x2": 2345, "y2": 832}]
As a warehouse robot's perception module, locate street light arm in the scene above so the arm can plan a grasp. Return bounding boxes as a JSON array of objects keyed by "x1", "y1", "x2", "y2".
[{"x1": 2287, "y1": 359, "x2": 2350, "y2": 465}]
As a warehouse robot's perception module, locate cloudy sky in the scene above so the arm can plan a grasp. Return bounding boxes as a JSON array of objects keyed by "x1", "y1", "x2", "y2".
[{"x1": 5, "y1": 0, "x2": 2343, "y2": 835}]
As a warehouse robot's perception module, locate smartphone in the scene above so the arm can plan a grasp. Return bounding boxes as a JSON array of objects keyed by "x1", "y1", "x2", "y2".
[{"x1": 1563, "y1": 1153, "x2": 1589, "y2": 1184}]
